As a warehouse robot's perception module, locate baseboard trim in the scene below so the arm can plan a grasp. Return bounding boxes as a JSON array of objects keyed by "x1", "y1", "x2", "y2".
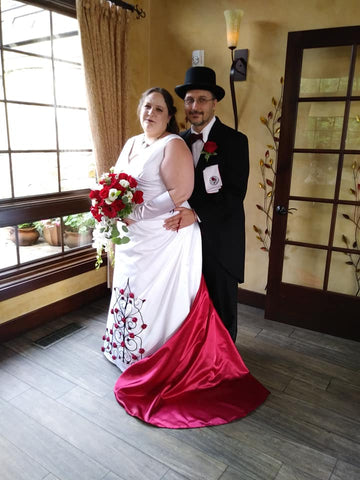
[
  {"x1": 0, "y1": 283, "x2": 109, "y2": 343},
  {"x1": 237, "y1": 287, "x2": 265, "y2": 309}
]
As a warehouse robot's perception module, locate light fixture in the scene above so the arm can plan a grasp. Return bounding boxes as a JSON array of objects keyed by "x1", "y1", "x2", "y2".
[{"x1": 224, "y1": 9, "x2": 248, "y2": 130}]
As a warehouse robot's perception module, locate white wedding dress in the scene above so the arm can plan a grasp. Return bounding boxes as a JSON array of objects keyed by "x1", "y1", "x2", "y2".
[{"x1": 103, "y1": 134, "x2": 202, "y2": 371}]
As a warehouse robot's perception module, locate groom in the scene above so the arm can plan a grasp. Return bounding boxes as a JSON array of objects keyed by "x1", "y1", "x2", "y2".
[{"x1": 164, "y1": 66, "x2": 249, "y2": 342}]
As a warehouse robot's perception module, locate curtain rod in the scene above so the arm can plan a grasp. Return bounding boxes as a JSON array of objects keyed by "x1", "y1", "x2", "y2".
[{"x1": 111, "y1": 0, "x2": 146, "y2": 19}]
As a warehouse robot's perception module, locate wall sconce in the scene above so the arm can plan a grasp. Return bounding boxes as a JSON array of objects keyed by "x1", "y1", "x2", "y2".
[{"x1": 224, "y1": 9, "x2": 248, "y2": 130}]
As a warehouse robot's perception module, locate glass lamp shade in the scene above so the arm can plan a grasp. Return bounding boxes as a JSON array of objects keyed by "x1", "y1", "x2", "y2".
[{"x1": 224, "y1": 9, "x2": 244, "y2": 48}]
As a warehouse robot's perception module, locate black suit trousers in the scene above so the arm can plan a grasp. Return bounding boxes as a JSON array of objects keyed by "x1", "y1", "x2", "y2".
[{"x1": 202, "y1": 249, "x2": 238, "y2": 342}]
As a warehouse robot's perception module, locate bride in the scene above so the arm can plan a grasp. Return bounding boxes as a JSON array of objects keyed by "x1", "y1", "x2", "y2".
[{"x1": 102, "y1": 87, "x2": 269, "y2": 428}]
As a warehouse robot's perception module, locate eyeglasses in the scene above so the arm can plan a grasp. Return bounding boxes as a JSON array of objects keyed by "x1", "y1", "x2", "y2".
[{"x1": 184, "y1": 96, "x2": 215, "y2": 106}]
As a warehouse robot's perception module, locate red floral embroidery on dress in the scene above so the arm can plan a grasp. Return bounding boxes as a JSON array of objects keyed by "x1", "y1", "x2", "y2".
[{"x1": 102, "y1": 279, "x2": 146, "y2": 366}]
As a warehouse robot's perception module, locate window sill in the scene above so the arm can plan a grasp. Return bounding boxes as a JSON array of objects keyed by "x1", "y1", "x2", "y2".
[{"x1": 0, "y1": 247, "x2": 106, "y2": 301}]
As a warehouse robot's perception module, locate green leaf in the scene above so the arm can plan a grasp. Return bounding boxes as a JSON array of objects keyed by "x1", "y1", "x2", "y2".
[{"x1": 122, "y1": 225, "x2": 129, "y2": 232}]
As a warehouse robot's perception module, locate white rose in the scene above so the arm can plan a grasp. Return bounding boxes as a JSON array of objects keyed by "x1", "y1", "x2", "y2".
[
  {"x1": 105, "y1": 188, "x2": 118, "y2": 204},
  {"x1": 120, "y1": 179, "x2": 130, "y2": 188},
  {"x1": 125, "y1": 191, "x2": 133, "y2": 201}
]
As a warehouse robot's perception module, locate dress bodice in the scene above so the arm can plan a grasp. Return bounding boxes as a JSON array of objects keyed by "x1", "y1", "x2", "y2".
[{"x1": 115, "y1": 134, "x2": 181, "y2": 203}]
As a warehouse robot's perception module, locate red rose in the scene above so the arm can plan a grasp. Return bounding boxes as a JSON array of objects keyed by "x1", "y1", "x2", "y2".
[
  {"x1": 89, "y1": 189, "x2": 100, "y2": 201},
  {"x1": 128, "y1": 176, "x2": 137, "y2": 188},
  {"x1": 133, "y1": 190, "x2": 144, "y2": 204},
  {"x1": 99, "y1": 186, "x2": 110, "y2": 199},
  {"x1": 203, "y1": 141, "x2": 218, "y2": 153}
]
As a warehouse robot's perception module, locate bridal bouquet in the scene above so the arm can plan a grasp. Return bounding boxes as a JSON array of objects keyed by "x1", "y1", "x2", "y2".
[{"x1": 89, "y1": 168, "x2": 143, "y2": 269}]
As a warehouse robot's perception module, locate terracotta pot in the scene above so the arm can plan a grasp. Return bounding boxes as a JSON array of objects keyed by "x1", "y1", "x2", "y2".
[
  {"x1": 64, "y1": 230, "x2": 93, "y2": 248},
  {"x1": 9, "y1": 227, "x2": 40, "y2": 246},
  {"x1": 43, "y1": 224, "x2": 62, "y2": 246}
]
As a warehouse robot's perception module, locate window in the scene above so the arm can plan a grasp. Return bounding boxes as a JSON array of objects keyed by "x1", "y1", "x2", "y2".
[{"x1": 0, "y1": 0, "x2": 98, "y2": 300}]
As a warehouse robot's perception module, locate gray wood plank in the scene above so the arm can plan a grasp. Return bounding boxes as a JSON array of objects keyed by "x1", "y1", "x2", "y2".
[
  {"x1": 274, "y1": 465, "x2": 323, "y2": 480},
  {"x1": 327, "y1": 377, "x2": 360, "y2": 404},
  {"x1": 168, "y1": 426, "x2": 282, "y2": 480},
  {"x1": 218, "y1": 465, "x2": 276, "y2": 480},
  {"x1": 161, "y1": 471, "x2": 189, "y2": 480},
  {"x1": 267, "y1": 391, "x2": 360, "y2": 443},
  {"x1": 0, "y1": 367, "x2": 31, "y2": 400},
  {"x1": 9, "y1": 388, "x2": 169, "y2": 480},
  {"x1": 330, "y1": 460, "x2": 360, "y2": 480},
  {"x1": 0, "y1": 401, "x2": 109, "y2": 480},
  {"x1": 215, "y1": 416, "x2": 336, "y2": 480},
  {"x1": 102, "y1": 472, "x2": 126, "y2": 480},
  {"x1": 0, "y1": 345, "x2": 75, "y2": 399},
  {"x1": 4, "y1": 335, "x2": 120, "y2": 397},
  {"x1": 0, "y1": 433, "x2": 49, "y2": 480},
  {"x1": 290, "y1": 327, "x2": 360, "y2": 360},
  {"x1": 58, "y1": 385, "x2": 227, "y2": 480},
  {"x1": 237, "y1": 331, "x2": 360, "y2": 388},
  {"x1": 285, "y1": 379, "x2": 360, "y2": 420},
  {"x1": 256, "y1": 329, "x2": 360, "y2": 370},
  {"x1": 249, "y1": 402, "x2": 360, "y2": 467}
]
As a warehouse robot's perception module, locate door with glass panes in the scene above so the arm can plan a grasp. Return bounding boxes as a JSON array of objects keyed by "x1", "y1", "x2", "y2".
[{"x1": 265, "y1": 26, "x2": 360, "y2": 341}]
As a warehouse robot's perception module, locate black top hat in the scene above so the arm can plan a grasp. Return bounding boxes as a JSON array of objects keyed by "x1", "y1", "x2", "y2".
[{"x1": 175, "y1": 66, "x2": 225, "y2": 101}]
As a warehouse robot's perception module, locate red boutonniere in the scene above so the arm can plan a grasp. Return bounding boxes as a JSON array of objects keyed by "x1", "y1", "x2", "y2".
[{"x1": 201, "y1": 141, "x2": 218, "y2": 161}]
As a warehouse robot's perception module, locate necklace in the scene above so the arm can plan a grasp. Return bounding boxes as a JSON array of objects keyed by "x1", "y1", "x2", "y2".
[{"x1": 142, "y1": 132, "x2": 166, "y2": 148}]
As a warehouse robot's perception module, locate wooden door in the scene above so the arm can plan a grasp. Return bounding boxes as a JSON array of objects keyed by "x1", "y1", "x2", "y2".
[{"x1": 265, "y1": 26, "x2": 360, "y2": 341}]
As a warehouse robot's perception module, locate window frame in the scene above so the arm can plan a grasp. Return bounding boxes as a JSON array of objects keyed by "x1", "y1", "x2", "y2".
[{"x1": 0, "y1": 0, "x2": 102, "y2": 303}]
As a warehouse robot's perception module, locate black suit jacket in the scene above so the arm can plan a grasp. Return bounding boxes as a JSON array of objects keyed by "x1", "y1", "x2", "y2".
[{"x1": 181, "y1": 117, "x2": 249, "y2": 282}]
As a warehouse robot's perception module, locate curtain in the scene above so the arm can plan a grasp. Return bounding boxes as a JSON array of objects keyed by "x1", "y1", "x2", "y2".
[
  {"x1": 76, "y1": 0, "x2": 130, "y2": 286},
  {"x1": 76, "y1": 0, "x2": 129, "y2": 177}
]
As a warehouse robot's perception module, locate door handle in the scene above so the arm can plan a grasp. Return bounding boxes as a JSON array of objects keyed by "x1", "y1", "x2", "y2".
[{"x1": 275, "y1": 205, "x2": 287, "y2": 215}]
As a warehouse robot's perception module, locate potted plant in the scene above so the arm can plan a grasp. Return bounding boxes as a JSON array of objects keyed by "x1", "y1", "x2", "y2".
[
  {"x1": 63, "y1": 212, "x2": 95, "y2": 248},
  {"x1": 39, "y1": 218, "x2": 62, "y2": 246},
  {"x1": 9, "y1": 222, "x2": 41, "y2": 246}
]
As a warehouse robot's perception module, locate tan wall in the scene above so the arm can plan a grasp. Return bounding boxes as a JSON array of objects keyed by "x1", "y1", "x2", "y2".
[
  {"x1": 139, "y1": 0, "x2": 360, "y2": 293},
  {"x1": 1, "y1": 268, "x2": 107, "y2": 325}
]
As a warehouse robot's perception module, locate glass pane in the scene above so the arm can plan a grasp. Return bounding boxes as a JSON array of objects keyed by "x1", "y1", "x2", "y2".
[
  {"x1": 38, "y1": 218, "x2": 62, "y2": 248},
  {"x1": 345, "y1": 101, "x2": 360, "y2": 149},
  {"x1": 286, "y1": 200, "x2": 333, "y2": 245},
  {"x1": 5, "y1": 220, "x2": 64, "y2": 263},
  {"x1": 7, "y1": 104, "x2": 56, "y2": 149},
  {"x1": 352, "y1": 48, "x2": 360, "y2": 95},
  {"x1": 294, "y1": 102, "x2": 344, "y2": 149},
  {"x1": 60, "y1": 152, "x2": 97, "y2": 191},
  {"x1": 57, "y1": 108, "x2": 92, "y2": 149},
  {"x1": 1, "y1": 2, "x2": 51, "y2": 56},
  {"x1": 54, "y1": 61, "x2": 87, "y2": 107},
  {"x1": 290, "y1": 153, "x2": 338, "y2": 198},
  {"x1": 4, "y1": 51, "x2": 54, "y2": 104},
  {"x1": 12, "y1": 152, "x2": 58, "y2": 196},
  {"x1": 328, "y1": 251, "x2": 360, "y2": 296},
  {"x1": 63, "y1": 212, "x2": 95, "y2": 249},
  {"x1": 0, "y1": 153, "x2": 12, "y2": 199},
  {"x1": 300, "y1": 46, "x2": 351, "y2": 98},
  {"x1": 0, "y1": 226, "x2": 17, "y2": 270},
  {"x1": 333, "y1": 204, "x2": 359, "y2": 250},
  {"x1": 339, "y1": 155, "x2": 360, "y2": 201},
  {"x1": 52, "y1": 13, "x2": 82, "y2": 63},
  {"x1": 0, "y1": 102, "x2": 9, "y2": 149},
  {"x1": 0, "y1": 53, "x2": 3, "y2": 100},
  {"x1": 282, "y1": 245, "x2": 326, "y2": 289}
]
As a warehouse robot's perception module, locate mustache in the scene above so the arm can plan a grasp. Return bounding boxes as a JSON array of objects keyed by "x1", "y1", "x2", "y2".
[{"x1": 189, "y1": 110, "x2": 203, "y2": 115}]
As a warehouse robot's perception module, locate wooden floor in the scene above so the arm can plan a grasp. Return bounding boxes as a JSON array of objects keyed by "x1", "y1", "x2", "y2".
[{"x1": 0, "y1": 297, "x2": 359, "y2": 480}]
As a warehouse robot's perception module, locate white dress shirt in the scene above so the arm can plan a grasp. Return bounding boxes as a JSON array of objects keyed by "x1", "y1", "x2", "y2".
[{"x1": 190, "y1": 116, "x2": 216, "y2": 167}]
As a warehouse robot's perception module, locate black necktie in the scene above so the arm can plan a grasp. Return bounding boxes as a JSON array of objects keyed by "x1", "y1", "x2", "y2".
[{"x1": 188, "y1": 132, "x2": 203, "y2": 145}]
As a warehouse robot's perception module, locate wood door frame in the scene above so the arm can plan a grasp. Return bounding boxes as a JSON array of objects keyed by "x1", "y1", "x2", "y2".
[{"x1": 265, "y1": 26, "x2": 360, "y2": 341}]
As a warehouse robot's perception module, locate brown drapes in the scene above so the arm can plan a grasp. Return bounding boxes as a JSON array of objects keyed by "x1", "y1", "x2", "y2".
[
  {"x1": 76, "y1": 0, "x2": 129, "y2": 177},
  {"x1": 76, "y1": 0, "x2": 130, "y2": 286}
]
